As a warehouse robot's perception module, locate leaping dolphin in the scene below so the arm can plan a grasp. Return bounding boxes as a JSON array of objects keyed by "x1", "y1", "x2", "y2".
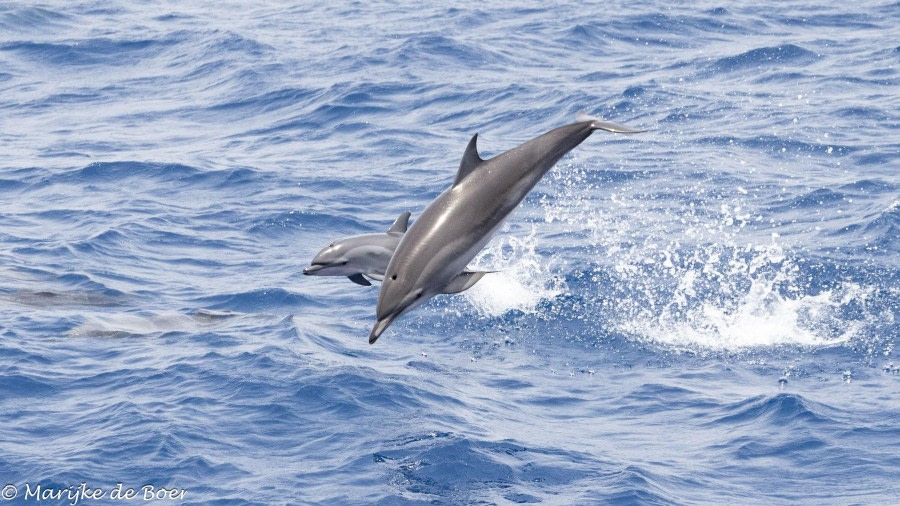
[
  {"x1": 369, "y1": 111, "x2": 645, "y2": 343},
  {"x1": 303, "y1": 211, "x2": 411, "y2": 286}
]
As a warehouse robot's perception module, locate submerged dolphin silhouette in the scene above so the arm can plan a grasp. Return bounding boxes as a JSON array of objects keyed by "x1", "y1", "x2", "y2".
[
  {"x1": 369, "y1": 111, "x2": 645, "y2": 343},
  {"x1": 304, "y1": 212, "x2": 411, "y2": 286}
]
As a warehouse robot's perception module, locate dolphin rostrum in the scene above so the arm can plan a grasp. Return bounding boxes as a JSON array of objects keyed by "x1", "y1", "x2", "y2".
[
  {"x1": 303, "y1": 211, "x2": 411, "y2": 286},
  {"x1": 368, "y1": 111, "x2": 645, "y2": 343}
]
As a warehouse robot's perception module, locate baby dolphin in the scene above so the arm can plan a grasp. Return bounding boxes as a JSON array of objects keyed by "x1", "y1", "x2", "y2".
[
  {"x1": 369, "y1": 111, "x2": 645, "y2": 343},
  {"x1": 304, "y1": 211, "x2": 411, "y2": 286}
]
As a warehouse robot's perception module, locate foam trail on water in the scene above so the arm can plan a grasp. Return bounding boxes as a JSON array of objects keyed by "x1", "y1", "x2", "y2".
[{"x1": 463, "y1": 226, "x2": 565, "y2": 317}]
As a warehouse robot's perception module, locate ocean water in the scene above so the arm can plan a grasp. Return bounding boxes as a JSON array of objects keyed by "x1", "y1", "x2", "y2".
[{"x1": 0, "y1": 0, "x2": 898, "y2": 504}]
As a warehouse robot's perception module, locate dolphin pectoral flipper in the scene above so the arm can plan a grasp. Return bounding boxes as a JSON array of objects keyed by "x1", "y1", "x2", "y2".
[
  {"x1": 441, "y1": 271, "x2": 490, "y2": 294},
  {"x1": 388, "y1": 211, "x2": 411, "y2": 234},
  {"x1": 348, "y1": 273, "x2": 372, "y2": 286},
  {"x1": 575, "y1": 110, "x2": 647, "y2": 134}
]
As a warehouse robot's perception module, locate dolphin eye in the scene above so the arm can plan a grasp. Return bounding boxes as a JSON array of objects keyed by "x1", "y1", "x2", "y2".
[
  {"x1": 391, "y1": 275, "x2": 397, "y2": 280},
  {"x1": 416, "y1": 293, "x2": 422, "y2": 299},
  {"x1": 341, "y1": 261, "x2": 348, "y2": 265}
]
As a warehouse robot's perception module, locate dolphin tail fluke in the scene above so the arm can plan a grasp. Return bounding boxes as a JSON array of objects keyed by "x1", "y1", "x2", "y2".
[
  {"x1": 576, "y1": 110, "x2": 646, "y2": 134},
  {"x1": 441, "y1": 270, "x2": 492, "y2": 294},
  {"x1": 388, "y1": 211, "x2": 411, "y2": 234}
]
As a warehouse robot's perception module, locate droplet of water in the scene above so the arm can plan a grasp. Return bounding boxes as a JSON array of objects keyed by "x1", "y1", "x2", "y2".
[
  {"x1": 842, "y1": 370, "x2": 852, "y2": 383},
  {"x1": 883, "y1": 362, "x2": 893, "y2": 373}
]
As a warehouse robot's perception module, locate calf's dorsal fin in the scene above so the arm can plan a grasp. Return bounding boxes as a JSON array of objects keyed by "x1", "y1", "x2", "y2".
[{"x1": 387, "y1": 211, "x2": 411, "y2": 234}]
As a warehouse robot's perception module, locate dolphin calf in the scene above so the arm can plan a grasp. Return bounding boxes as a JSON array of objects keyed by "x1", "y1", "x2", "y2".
[
  {"x1": 369, "y1": 111, "x2": 645, "y2": 343},
  {"x1": 303, "y1": 211, "x2": 411, "y2": 286}
]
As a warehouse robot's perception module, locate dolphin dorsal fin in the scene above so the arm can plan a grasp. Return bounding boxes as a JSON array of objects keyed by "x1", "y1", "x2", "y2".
[
  {"x1": 387, "y1": 211, "x2": 411, "y2": 234},
  {"x1": 454, "y1": 133, "x2": 483, "y2": 186}
]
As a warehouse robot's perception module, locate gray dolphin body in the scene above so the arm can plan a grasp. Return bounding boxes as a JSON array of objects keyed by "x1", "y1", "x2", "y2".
[
  {"x1": 369, "y1": 111, "x2": 645, "y2": 343},
  {"x1": 303, "y1": 212, "x2": 411, "y2": 286}
]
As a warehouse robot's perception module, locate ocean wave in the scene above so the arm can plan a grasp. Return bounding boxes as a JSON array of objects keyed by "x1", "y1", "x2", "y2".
[
  {"x1": 710, "y1": 44, "x2": 820, "y2": 73},
  {"x1": 0, "y1": 6, "x2": 71, "y2": 32},
  {"x1": 0, "y1": 37, "x2": 178, "y2": 67},
  {"x1": 712, "y1": 393, "x2": 837, "y2": 425}
]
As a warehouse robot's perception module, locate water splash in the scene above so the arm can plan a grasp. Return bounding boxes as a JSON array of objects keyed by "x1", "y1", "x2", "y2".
[
  {"x1": 620, "y1": 273, "x2": 870, "y2": 350},
  {"x1": 536, "y1": 161, "x2": 884, "y2": 352},
  {"x1": 463, "y1": 226, "x2": 566, "y2": 317}
]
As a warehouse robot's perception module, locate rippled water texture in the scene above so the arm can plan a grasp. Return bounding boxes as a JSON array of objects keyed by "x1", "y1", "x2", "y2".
[{"x1": 1, "y1": 1, "x2": 898, "y2": 504}]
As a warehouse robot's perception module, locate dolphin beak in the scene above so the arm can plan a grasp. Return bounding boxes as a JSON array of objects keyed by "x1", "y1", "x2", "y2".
[
  {"x1": 303, "y1": 264, "x2": 325, "y2": 275},
  {"x1": 368, "y1": 312, "x2": 400, "y2": 344}
]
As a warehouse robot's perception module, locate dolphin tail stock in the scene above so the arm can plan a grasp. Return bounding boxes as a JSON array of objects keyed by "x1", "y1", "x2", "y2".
[
  {"x1": 575, "y1": 110, "x2": 646, "y2": 134},
  {"x1": 441, "y1": 270, "x2": 494, "y2": 294}
]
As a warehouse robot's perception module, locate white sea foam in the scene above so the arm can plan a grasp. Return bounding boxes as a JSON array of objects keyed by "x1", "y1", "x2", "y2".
[
  {"x1": 606, "y1": 235, "x2": 874, "y2": 350},
  {"x1": 533, "y1": 161, "x2": 881, "y2": 351},
  {"x1": 620, "y1": 277, "x2": 869, "y2": 350},
  {"x1": 463, "y1": 226, "x2": 566, "y2": 317}
]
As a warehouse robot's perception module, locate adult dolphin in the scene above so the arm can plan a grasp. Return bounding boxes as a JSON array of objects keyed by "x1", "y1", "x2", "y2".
[
  {"x1": 368, "y1": 111, "x2": 645, "y2": 343},
  {"x1": 303, "y1": 212, "x2": 411, "y2": 286}
]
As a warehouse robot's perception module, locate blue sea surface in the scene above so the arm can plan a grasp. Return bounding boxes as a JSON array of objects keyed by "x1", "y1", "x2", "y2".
[{"x1": 1, "y1": 1, "x2": 898, "y2": 504}]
